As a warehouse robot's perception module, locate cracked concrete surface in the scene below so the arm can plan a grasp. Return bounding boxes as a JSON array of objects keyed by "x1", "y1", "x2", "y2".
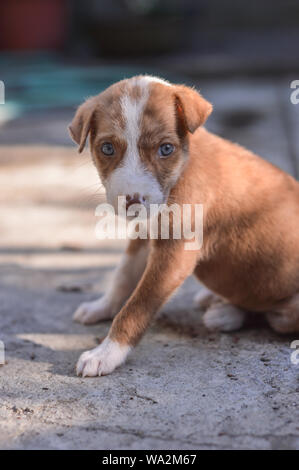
[{"x1": 0, "y1": 77, "x2": 299, "y2": 449}]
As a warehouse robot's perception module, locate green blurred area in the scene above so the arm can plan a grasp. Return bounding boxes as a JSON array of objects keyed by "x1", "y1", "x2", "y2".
[{"x1": 0, "y1": 53, "x2": 182, "y2": 124}]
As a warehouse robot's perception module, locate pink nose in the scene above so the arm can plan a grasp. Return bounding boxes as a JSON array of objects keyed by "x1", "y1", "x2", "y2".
[{"x1": 126, "y1": 193, "x2": 141, "y2": 210}]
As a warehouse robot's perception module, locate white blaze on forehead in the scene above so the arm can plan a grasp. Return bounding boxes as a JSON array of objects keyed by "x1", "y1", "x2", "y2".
[
  {"x1": 138, "y1": 75, "x2": 172, "y2": 87},
  {"x1": 105, "y1": 76, "x2": 166, "y2": 210},
  {"x1": 120, "y1": 75, "x2": 171, "y2": 159},
  {"x1": 120, "y1": 77, "x2": 150, "y2": 168}
]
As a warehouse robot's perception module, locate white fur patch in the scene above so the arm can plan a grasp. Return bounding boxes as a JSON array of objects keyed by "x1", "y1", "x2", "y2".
[
  {"x1": 76, "y1": 337, "x2": 131, "y2": 377},
  {"x1": 203, "y1": 304, "x2": 245, "y2": 332},
  {"x1": 138, "y1": 75, "x2": 172, "y2": 87},
  {"x1": 193, "y1": 288, "x2": 218, "y2": 310},
  {"x1": 105, "y1": 76, "x2": 164, "y2": 211}
]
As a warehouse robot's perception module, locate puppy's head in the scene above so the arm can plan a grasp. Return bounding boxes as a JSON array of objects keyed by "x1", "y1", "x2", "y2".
[{"x1": 69, "y1": 76, "x2": 212, "y2": 214}]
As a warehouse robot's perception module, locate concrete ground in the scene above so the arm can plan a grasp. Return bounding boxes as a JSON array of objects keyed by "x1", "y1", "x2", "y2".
[{"x1": 0, "y1": 77, "x2": 299, "y2": 449}]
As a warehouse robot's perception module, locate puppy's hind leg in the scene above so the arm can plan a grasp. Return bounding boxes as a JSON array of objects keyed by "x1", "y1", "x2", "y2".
[
  {"x1": 73, "y1": 239, "x2": 149, "y2": 325},
  {"x1": 203, "y1": 303, "x2": 246, "y2": 332},
  {"x1": 267, "y1": 293, "x2": 299, "y2": 333},
  {"x1": 193, "y1": 287, "x2": 221, "y2": 310}
]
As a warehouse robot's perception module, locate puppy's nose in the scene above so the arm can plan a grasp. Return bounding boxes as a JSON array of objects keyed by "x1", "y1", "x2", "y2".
[{"x1": 126, "y1": 193, "x2": 141, "y2": 210}]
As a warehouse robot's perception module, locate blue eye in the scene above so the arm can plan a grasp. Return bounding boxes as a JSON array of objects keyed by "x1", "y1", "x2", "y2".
[
  {"x1": 101, "y1": 142, "x2": 114, "y2": 156},
  {"x1": 158, "y1": 143, "x2": 174, "y2": 157}
]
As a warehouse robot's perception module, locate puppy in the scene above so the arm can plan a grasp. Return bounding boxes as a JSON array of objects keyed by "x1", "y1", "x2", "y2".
[{"x1": 69, "y1": 75, "x2": 299, "y2": 377}]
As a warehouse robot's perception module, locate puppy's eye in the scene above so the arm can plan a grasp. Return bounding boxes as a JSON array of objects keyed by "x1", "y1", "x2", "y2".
[
  {"x1": 101, "y1": 142, "x2": 115, "y2": 156},
  {"x1": 158, "y1": 143, "x2": 174, "y2": 157}
]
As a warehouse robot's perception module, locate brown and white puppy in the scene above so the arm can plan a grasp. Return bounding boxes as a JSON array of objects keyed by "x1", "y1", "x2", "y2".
[{"x1": 69, "y1": 75, "x2": 299, "y2": 377}]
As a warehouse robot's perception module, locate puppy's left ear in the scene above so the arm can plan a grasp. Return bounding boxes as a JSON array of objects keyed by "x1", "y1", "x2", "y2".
[
  {"x1": 69, "y1": 97, "x2": 96, "y2": 153},
  {"x1": 174, "y1": 85, "x2": 212, "y2": 134}
]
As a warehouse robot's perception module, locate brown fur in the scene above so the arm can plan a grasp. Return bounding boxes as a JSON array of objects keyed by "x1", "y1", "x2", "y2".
[{"x1": 70, "y1": 77, "x2": 299, "y2": 351}]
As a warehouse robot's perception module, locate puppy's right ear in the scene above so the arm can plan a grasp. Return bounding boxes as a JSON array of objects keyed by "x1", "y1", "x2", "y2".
[{"x1": 68, "y1": 98, "x2": 96, "y2": 153}]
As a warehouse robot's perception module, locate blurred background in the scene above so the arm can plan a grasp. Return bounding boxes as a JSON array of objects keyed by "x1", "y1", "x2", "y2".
[
  {"x1": 1, "y1": 0, "x2": 299, "y2": 249},
  {"x1": 1, "y1": 0, "x2": 299, "y2": 146},
  {"x1": 1, "y1": 0, "x2": 299, "y2": 450}
]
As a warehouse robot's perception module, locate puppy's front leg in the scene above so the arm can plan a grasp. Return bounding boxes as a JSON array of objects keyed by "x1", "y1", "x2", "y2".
[
  {"x1": 76, "y1": 241, "x2": 198, "y2": 377},
  {"x1": 73, "y1": 238, "x2": 149, "y2": 324}
]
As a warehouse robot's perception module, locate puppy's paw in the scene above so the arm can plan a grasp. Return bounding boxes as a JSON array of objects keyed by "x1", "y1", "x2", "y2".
[
  {"x1": 76, "y1": 337, "x2": 131, "y2": 377},
  {"x1": 193, "y1": 289, "x2": 219, "y2": 310},
  {"x1": 73, "y1": 297, "x2": 114, "y2": 325},
  {"x1": 203, "y1": 304, "x2": 245, "y2": 332}
]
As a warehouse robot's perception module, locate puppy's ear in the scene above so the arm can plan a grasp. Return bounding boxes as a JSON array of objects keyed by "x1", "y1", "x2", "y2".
[
  {"x1": 69, "y1": 97, "x2": 96, "y2": 153},
  {"x1": 174, "y1": 85, "x2": 212, "y2": 134}
]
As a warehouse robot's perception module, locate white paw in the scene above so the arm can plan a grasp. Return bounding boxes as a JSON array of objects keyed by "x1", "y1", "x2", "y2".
[
  {"x1": 76, "y1": 337, "x2": 131, "y2": 377},
  {"x1": 203, "y1": 304, "x2": 245, "y2": 332},
  {"x1": 73, "y1": 296, "x2": 113, "y2": 324},
  {"x1": 193, "y1": 289, "x2": 218, "y2": 310}
]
